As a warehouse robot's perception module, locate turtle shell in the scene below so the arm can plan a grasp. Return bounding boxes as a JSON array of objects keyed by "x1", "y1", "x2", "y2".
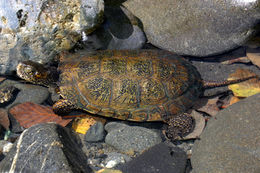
[{"x1": 58, "y1": 50, "x2": 203, "y2": 121}]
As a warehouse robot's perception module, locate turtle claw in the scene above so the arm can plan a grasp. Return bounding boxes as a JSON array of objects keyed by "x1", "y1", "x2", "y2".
[{"x1": 0, "y1": 86, "x2": 19, "y2": 106}]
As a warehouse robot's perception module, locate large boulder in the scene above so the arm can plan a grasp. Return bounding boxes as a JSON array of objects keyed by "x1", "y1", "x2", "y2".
[
  {"x1": 123, "y1": 0, "x2": 260, "y2": 57},
  {"x1": 191, "y1": 94, "x2": 260, "y2": 173},
  {"x1": 0, "y1": 0, "x2": 104, "y2": 75},
  {"x1": 0, "y1": 123, "x2": 93, "y2": 173},
  {"x1": 118, "y1": 142, "x2": 187, "y2": 173}
]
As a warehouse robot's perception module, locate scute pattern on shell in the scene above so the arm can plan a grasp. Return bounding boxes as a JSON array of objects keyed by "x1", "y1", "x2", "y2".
[{"x1": 58, "y1": 50, "x2": 203, "y2": 121}]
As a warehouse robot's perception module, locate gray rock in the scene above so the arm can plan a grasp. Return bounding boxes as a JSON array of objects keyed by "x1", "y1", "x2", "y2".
[
  {"x1": 105, "y1": 122, "x2": 162, "y2": 153},
  {"x1": 0, "y1": 0, "x2": 104, "y2": 74},
  {"x1": 85, "y1": 122, "x2": 105, "y2": 143},
  {"x1": 0, "y1": 123, "x2": 93, "y2": 173},
  {"x1": 11, "y1": 83, "x2": 49, "y2": 106},
  {"x1": 104, "y1": 122, "x2": 128, "y2": 133},
  {"x1": 118, "y1": 142, "x2": 187, "y2": 173},
  {"x1": 191, "y1": 94, "x2": 260, "y2": 173},
  {"x1": 123, "y1": 0, "x2": 260, "y2": 56}
]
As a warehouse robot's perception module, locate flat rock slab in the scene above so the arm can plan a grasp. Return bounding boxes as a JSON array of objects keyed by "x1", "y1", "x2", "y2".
[
  {"x1": 0, "y1": 123, "x2": 93, "y2": 173},
  {"x1": 191, "y1": 94, "x2": 260, "y2": 173},
  {"x1": 118, "y1": 142, "x2": 187, "y2": 173},
  {"x1": 123, "y1": 0, "x2": 260, "y2": 56}
]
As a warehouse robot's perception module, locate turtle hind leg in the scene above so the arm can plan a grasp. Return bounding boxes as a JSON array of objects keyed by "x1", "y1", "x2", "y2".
[
  {"x1": 53, "y1": 99, "x2": 76, "y2": 115},
  {"x1": 164, "y1": 113, "x2": 195, "y2": 140}
]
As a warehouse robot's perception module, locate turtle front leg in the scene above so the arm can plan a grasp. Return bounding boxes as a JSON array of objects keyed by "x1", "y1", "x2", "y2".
[
  {"x1": 53, "y1": 99, "x2": 76, "y2": 115},
  {"x1": 164, "y1": 113, "x2": 195, "y2": 140}
]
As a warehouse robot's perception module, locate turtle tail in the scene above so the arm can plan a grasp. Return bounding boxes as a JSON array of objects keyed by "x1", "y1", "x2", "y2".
[{"x1": 203, "y1": 75, "x2": 258, "y2": 89}]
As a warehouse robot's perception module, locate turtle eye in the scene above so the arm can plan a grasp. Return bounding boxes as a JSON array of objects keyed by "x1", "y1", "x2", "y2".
[{"x1": 34, "y1": 71, "x2": 42, "y2": 78}]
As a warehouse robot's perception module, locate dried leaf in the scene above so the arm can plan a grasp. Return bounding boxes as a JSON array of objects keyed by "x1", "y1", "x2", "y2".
[
  {"x1": 221, "y1": 56, "x2": 250, "y2": 65},
  {"x1": 9, "y1": 102, "x2": 73, "y2": 128},
  {"x1": 246, "y1": 47, "x2": 260, "y2": 68},
  {"x1": 96, "y1": 169, "x2": 123, "y2": 173},
  {"x1": 228, "y1": 69, "x2": 260, "y2": 97},
  {"x1": 72, "y1": 115, "x2": 106, "y2": 134},
  {"x1": 229, "y1": 96, "x2": 242, "y2": 105},
  {"x1": 193, "y1": 98, "x2": 220, "y2": 116},
  {"x1": 0, "y1": 108, "x2": 10, "y2": 130},
  {"x1": 182, "y1": 111, "x2": 205, "y2": 140},
  {"x1": 221, "y1": 96, "x2": 242, "y2": 109},
  {"x1": 224, "y1": 96, "x2": 241, "y2": 108}
]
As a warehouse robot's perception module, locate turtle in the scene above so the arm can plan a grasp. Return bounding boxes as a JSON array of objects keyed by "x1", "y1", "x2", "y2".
[{"x1": 16, "y1": 50, "x2": 257, "y2": 139}]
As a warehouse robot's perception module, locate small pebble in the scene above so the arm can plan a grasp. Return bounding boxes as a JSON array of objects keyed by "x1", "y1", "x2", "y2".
[
  {"x1": 102, "y1": 152, "x2": 132, "y2": 169},
  {"x1": 85, "y1": 122, "x2": 105, "y2": 143},
  {"x1": 0, "y1": 141, "x2": 13, "y2": 155}
]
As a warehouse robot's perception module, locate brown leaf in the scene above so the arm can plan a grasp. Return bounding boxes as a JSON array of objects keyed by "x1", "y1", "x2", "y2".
[
  {"x1": 182, "y1": 111, "x2": 205, "y2": 140},
  {"x1": 0, "y1": 108, "x2": 10, "y2": 130},
  {"x1": 246, "y1": 47, "x2": 260, "y2": 68},
  {"x1": 194, "y1": 97, "x2": 220, "y2": 116},
  {"x1": 9, "y1": 102, "x2": 73, "y2": 128},
  {"x1": 221, "y1": 56, "x2": 250, "y2": 65}
]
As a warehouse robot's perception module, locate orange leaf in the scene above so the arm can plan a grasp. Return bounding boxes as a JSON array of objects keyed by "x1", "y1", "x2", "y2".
[
  {"x1": 221, "y1": 96, "x2": 242, "y2": 109},
  {"x1": 0, "y1": 108, "x2": 10, "y2": 130},
  {"x1": 229, "y1": 96, "x2": 241, "y2": 105},
  {"x1": 9, "y1": 102, "x2": 73, "y2": 128}
]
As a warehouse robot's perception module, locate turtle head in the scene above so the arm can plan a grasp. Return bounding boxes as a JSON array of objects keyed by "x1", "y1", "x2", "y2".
[{"x1": 16, "y1": 61, "x2": 50, "y2": 86}]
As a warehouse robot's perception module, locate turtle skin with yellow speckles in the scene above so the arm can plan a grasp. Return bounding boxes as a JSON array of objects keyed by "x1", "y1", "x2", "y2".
[{"x1": 54, "y1": 50, "x2": 204, "y2": 122}]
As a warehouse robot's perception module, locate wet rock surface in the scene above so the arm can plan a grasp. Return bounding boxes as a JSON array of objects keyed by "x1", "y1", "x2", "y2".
[
  {"x1": 0, "y1": 0, "x2": 104, "y2": 75},
  {"x1": 105, "y1": 122, "x2": 162, "y2": 153},
  {"x1": 191, "y1": 94, "x2": 260, "y2": 173},
  {"x1": 0, "y1": 123, "x2": 93, "y2": 173},
  {"x1": 118, "y1": 142, "x2": 187, "y2": 173},
  {"x1": 123, "y1": 0, "x2": 260, "y2": 56}
]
